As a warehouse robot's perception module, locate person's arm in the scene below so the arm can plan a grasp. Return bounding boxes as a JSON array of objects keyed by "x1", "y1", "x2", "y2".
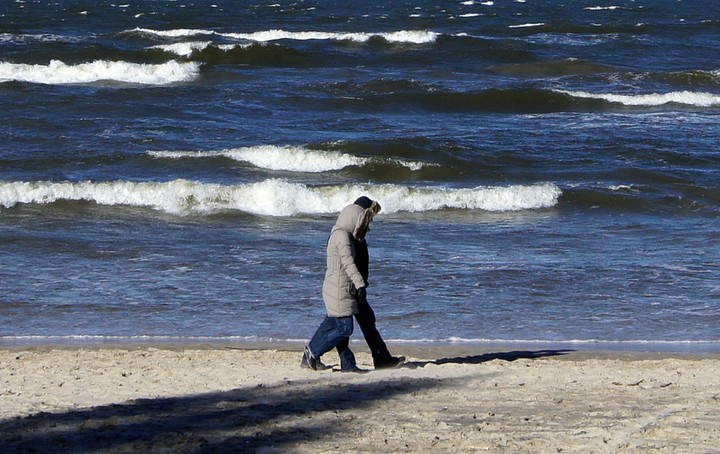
[{"x1": 334, "y1": 231, "x2": 366, "y2": 290}]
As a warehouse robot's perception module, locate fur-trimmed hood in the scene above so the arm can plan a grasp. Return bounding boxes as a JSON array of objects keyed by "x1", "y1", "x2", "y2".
[
  {"x1": 331, "y1": 199, "x2": 381, "y2": 242},
  {"x1": 353, "y1": 199, "x2": 381, "y2": 241}
]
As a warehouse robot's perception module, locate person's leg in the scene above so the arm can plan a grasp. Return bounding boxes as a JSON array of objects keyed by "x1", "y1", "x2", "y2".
[
  {"x1": 336, "y1": 337, "x2": 357, "y2": 371},
  {"x1": 354, "y1": 296, "x2": 391, "y2": 361},
  {"x1": 302, "y1": 316, "x2": 335, "y2": 370},
  {"x1": 329, "y1": 316, "x2": 361, "y2": 371},
  {"x1": 307, "y1": 316, "x2": 335, "y2": 358},
  {"x1": 305, "y1": 316, "x2": 367, "y2": 372},
  {"x1": 308, "y1": 316, "x2": 354, "y2": 359},
  {"x1": 355, "y1": 296, "x2": 404, "y2": 368}
]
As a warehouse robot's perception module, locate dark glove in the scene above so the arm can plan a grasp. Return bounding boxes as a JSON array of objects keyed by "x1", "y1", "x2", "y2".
[{"x1": 356, "y1": 286, "x2": 367, "y2": 301}]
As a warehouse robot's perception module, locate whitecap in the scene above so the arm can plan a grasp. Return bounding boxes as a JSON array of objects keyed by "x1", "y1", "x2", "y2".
[
  {"x1": 125, "y1": 27, "x2": 438, "y2": 44},
  {"x1": 149, "y1": 146, "x2": 365, "y2": 172},
  {"x1": 508, "y1": 23, "x2": 546, "y2": 29},
  {"x1": 148, "y1": 145, "x2": 430, "y2": 173},
  {"x1": 0, "y1": 60, "x2": 200, "y2": 85},
  {"x1": 129, "y1": 27, "x2": 216, "y2": 38},
  {"x1": 149, "y1": 41, "x2": 213, "y2": 57},
  {"x1": 221, "y1": 29, "x2": 438, "y2": 44},
  {"x1": 585, "y1": 6, "x2": 621, "y2": 10},
  {"x1": 0, "y1": 179, "x2": 562, "y2": 216},
  {"x1": 560, "y1": 89, "x2": 720, "y2": 107}
]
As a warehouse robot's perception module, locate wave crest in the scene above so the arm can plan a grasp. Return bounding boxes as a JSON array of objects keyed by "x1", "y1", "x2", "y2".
[
  {"x1": 148, "y1": 145, "x2": 428, "y2": 172},
  {"x1": 0, "y1": 60, "x2": 200, "y2": 85},
  {"x1": 0, "y1": 180, "x2": 561, "y2": 216},
  {"x1": 129, "y1": 27, "x2": 438, "y2": 44},
  {"x1": 559, "y1": 90, "x2": 720, "y2": 107}
]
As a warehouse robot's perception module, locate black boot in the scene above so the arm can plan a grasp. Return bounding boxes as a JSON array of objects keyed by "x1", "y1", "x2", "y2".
[{"x1": 374, "y1": 355, "x2": 405, "y2": 370}]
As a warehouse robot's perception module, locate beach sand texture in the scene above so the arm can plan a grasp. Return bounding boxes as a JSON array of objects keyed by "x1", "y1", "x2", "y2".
[{"x1": 1, "y1": 346, "x2": 718, "y2": 453}]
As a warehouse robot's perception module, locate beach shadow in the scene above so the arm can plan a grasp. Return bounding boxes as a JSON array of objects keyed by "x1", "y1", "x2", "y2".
[
  {"x1": 0, "y1": 376, "x2": 441, "y2": 453},
  {"x1": 403, "y1": 349, "x2": 575, "y2": 369}
]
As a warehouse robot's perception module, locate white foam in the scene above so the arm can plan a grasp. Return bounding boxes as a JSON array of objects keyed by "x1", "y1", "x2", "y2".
[
  {"x1": 0, "y1": 179, "x2": 561, "y2": 216},
  {"x1": 150, "y1": 146, "x2": 364, "y2": 172},
  {"x1": 560, "y1": 89, "x2": 720, "y2": 107},
  {"x1": 0, "y1": 60, "x2": 200, "y2": 85},
  {"x1": 132, "y1": 28, "x2": 438, "y2": 44},
  {"x1": 508, "y1": 23, "x2": 546, "y2": 29},
  {"x1": 386, "y1": 337, "x2": 720, "y2": 347},
  {"x1": 2, "y1": 335, "x2": 716, "y2": 351},
  {"x1": 149, "y1": 41, "x2": 245, "y2": 56},
  {"x1": 130, "y1": 27, "x2": 216, "y2": 38},
  {"x1": 378, "y1": 30, "x2": 438, "y2": 44},
  {"x1": 150, "y1": 41, "x2": 213, "y2": 57},
  {"x1": 0, "y1": 33, "x2": 82, "y2": 44},
  {"x1": 148, "y1": 145, "x2": 428, "y2": 172},
  {"x1": 608, "y1": 184, "x2": 637, "y2": 191},
  {"x1": 387, "y1": 158, "x2": 426, "y2": 172},
  {"x1": 127, "y1": 27, "x2": 438, "y2": 44},
  {"x1": 0, "y1": 335, "x2": 270, "y2": 345},
  {"x1": 368, "y1": 182, "x2": 561, "y2": 213}
]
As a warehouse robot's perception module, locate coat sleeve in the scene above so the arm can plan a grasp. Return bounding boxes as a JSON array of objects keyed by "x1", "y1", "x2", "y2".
[{"x1": 334, "y1": 231, "x2": 366, "y2": 290}]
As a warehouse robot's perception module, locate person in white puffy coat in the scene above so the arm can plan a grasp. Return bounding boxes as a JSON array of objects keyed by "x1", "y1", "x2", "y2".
[{"x1": 301, "y1": 199, "x2": 380, "y2": 373}]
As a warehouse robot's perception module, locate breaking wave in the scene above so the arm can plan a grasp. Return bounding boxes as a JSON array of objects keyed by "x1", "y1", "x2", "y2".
[
  {"x1": 149, "y1": 41, "x2": 242, "y2": 57},
  {"x1": 0, "y1": 179, "x2": 561, "y2": 216},
  {"x1": 0, "y1": 60, "x2": 200, "y2": 85},
  {"x1": 129, "y1": 27, "x2": 439, "y2": 44},
  {"x1": 147, "y1": 145, "x2": 427, "y2": 172},
  {"x1": 560, "y1": 90, "x2": 720, "y2": 107}
]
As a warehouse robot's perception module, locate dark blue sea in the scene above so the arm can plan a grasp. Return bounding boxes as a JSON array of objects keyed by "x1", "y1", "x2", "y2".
[{"x1": 1, "y1": 0, "x2": 718, "y2": 353}]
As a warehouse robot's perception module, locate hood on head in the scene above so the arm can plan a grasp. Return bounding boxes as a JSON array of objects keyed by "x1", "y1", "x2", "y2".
[
  {"x1": 333, "y1": 198, "x2": 382, "y2": 241},
  {"x1": 334, "y1": 204, "x2": 363, "y2": 235},
  {"x1": 353, "y1": 196, "x2": 373, "y2": 210}
]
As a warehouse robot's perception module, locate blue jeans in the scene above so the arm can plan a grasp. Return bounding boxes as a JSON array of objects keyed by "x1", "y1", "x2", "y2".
[{"x1": 308, "y1": 316, "x2": 356, "y2": 370}]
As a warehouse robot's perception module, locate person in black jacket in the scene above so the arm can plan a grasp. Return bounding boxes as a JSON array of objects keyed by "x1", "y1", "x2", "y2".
[{"x1": 339, "y1": 196, "x2": 404, "y2": 369}]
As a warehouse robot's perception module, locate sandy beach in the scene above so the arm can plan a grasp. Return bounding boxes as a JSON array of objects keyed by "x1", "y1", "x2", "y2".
[{"x1": 0, "y1": 345, "x2": 718, "y2": 453}]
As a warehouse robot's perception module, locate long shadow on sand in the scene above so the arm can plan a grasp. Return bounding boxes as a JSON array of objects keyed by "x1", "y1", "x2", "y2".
[
  {"x1": 403, "y1": 349, "x2": 575, "y2": 368},
  {"x1": 0, "y1": 349, "x2": 572, "y2": 453},
  {"x1": 0, "y1": 376, "x2": 441, "y2": 453}
]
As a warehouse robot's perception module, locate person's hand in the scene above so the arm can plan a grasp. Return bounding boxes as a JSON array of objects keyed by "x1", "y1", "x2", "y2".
[{"x1": 356, "y1": 286, "x2": 367, "y2": 301}]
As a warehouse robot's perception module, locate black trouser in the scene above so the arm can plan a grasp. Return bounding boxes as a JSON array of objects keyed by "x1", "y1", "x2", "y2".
[{"x1": 336, "y1": 295, "x2": 391, "y2": 366}]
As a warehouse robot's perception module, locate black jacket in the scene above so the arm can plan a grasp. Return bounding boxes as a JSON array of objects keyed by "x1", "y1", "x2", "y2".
[{"x1": 354, "y1": 238, "x2": 369, "y2": 283}]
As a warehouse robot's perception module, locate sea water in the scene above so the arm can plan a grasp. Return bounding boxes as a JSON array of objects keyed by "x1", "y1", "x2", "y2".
[{"x1": 1, "y1": 0, "x2": 718, "y2": 353}]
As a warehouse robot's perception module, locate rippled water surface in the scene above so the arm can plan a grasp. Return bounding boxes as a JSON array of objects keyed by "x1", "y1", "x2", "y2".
[{"x1": 1, "y1": 0, "x2": 719, "y2": 351}]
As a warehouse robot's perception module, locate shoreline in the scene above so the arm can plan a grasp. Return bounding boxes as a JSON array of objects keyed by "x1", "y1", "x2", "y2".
[
  {"x1": 1, "y1": 339, "x2": 718, "y2": 359},
  {"x1": 2, "y1": 345, "x2": 718, "y2": 452}
]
